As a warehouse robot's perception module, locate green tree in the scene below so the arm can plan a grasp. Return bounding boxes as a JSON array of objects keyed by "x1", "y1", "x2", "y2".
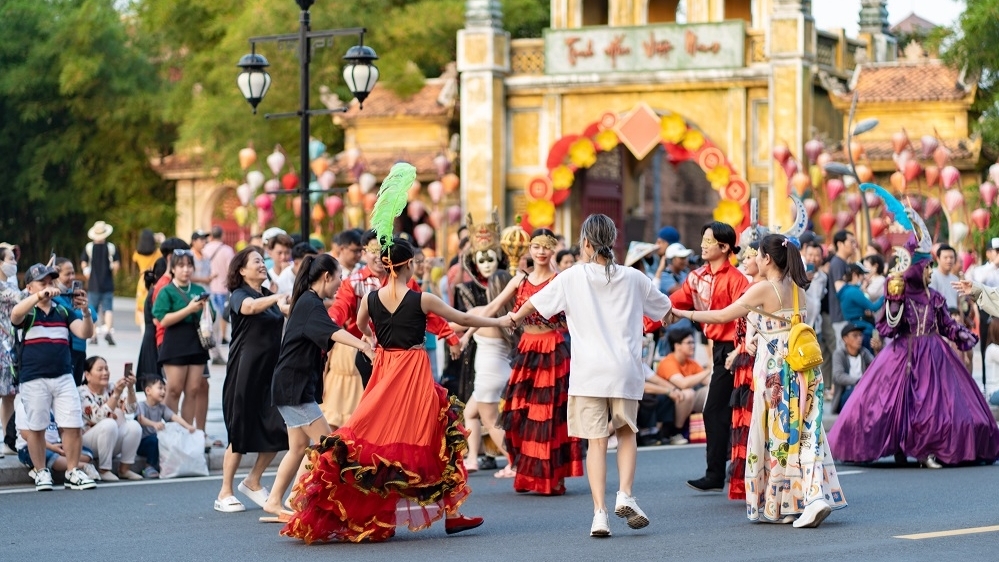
[{"x1": 0, "y1": 0, "x2": 174, "y2": 266}]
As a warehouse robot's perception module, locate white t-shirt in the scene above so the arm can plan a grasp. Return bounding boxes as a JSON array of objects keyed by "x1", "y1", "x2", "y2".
[
  {"x1": 984, "y1": 343, "x2": 999, "y2": 397},
  {"x1": 929, "y1": 269, "x2": 960, "y2": 309},
  {"x1": 530, "y1": 263, "x2": 673, "y2": 400},
  {"x1": 264, "y1": 265, "x2": 294, "y2": 295}
]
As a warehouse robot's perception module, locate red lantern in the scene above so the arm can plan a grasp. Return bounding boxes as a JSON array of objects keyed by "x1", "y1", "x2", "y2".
[{"x1": 281, "y1": 172, "x2": 299, "y2": 191}]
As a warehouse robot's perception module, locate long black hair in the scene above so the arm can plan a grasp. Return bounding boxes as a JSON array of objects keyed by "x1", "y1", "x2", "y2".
[
  {"x1": 137, "y1": 229, "x2": 157, "y2": 256},
  {"x1": 759, "y1": 234, "x2": 810, "y2": 289},
  {"x1": 290, "y1": 253, "x2": 340, "y2": 312}
]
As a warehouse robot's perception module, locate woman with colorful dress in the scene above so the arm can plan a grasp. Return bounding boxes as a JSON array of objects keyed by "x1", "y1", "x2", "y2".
[
  {"x1": 471, "y1": 228, "x2": 584, "y2": 493},
  {"x1": 281, "y1": 237, "x2": 514, "y2": 543},
  {"x1": 830, "y1": 185, "x2": 999, "y2": 468},
  {"x1": 673, "y1": 234, "x2": 847, "y2": 527}
]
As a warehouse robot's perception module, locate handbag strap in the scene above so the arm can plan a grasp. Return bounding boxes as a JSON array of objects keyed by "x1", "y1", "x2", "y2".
[{"x1": 791, "y1": 285, "x2": 802, "y2": 325}]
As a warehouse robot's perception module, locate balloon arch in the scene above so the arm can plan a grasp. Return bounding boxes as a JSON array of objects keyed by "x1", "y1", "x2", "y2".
[{"x1": 521, "y1": 103, "x2": 751, "y2": 231}]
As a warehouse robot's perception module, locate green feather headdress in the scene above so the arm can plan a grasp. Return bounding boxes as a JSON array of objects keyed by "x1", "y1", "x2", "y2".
[{"x1": 368, "y1": 162, "x2": 417, "y2": 249}]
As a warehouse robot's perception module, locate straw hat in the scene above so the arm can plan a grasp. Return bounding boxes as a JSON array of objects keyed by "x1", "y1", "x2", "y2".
[{"x1": 87, "y1": 221, "x2": 114, "y2": 240}]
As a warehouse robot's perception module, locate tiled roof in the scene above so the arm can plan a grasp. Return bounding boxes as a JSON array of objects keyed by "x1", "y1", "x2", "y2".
[
  {"x1": 829, "y1": 139, "x2": 976, "y2": 164},
  {"x1": 845, "y1": 61, "x2": 970, "y2": 103},
  {"x1": 890, "y1": 13, "x2": 937, "y2": 35},
  {"x1": 331, "y1": 150, "x2": 440, "y2": 179},
  {"x1": 341, "y1": 78, "x2": 456, "y2": 119}
]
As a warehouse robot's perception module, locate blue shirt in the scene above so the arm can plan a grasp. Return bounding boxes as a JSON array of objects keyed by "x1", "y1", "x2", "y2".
[
  {"x1": 659, "y1": 268, "x2": 689, "y2": 295},
  {"x1": 53, "y1": 295, "x2": 96, "y2": 353},
  {"x1": 837, "y1": 284, "x2": 884, "y2": 323},
  {"x1": 13, "y1": 303, "x2": 73, "y2": 382}
]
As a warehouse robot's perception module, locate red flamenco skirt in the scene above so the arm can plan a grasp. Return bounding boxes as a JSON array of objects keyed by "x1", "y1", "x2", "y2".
[
  {"x1": 728, "y1": 341, "x2": 755, "y2": 501},
  {"x1": 499, "y1": 331, "x2": 583, "y2": 495},
  {"x1": 281, "y1": 348, "x2": 470, "y2": 543}
]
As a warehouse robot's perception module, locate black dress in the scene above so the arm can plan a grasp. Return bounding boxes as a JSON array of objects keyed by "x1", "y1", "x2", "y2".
[
  {"x1": 223, "y1": 285, "x2": 289, "y2": 454},
  {"x1": 136, "y1": 290, "x2": 160, "y2": 390}
]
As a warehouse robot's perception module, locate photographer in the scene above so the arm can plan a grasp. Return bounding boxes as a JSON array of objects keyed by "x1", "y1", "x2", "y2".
[
  {"x1": 53, "y1": 257, "x2": 98, "y2": 385},
  {"x1": 11, "y1": 263, "x2": 96, "y2": 491}
]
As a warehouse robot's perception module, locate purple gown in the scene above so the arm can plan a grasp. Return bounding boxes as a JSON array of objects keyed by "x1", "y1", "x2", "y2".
[{"x1": 828, "y1": 259, "x2": 999, "y2": 465}]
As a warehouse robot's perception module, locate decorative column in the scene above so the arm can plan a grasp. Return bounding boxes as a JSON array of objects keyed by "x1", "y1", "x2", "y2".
[
  {"x1": 858, "y1": 0, "x2": 897, "y2": 63},
  {"x1": 767, "y1": 0, "x2": 815, "y2": 228},
  {"x1": 457, "y1": 0, "x2": 510, "y2": 221}
]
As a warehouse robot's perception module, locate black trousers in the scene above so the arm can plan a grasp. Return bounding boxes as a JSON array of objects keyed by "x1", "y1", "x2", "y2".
[{"x1": 703, "y1": 341, "x2": 736, "y2": 484}]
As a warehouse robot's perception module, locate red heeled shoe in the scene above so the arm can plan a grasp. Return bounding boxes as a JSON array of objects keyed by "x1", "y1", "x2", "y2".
[{"x1": 445, "y1": 514, "x2": 484, "y2": 535}]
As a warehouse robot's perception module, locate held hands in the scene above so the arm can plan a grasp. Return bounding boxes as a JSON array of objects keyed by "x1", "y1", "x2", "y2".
[
  {"x1": 448, "y1": 343, "x2": 462, "y2": 360},
  {"x1": 498, "y1": 313, "x2": 516, "y2": 330}
]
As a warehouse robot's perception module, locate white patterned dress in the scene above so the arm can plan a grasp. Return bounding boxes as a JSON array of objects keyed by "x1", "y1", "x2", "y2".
[{"x1": 745, "y1": 308, "x2": 847, "y2": 522}]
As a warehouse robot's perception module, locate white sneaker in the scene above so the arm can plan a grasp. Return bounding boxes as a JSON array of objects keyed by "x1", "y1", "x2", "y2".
[
  {"x1": 65, "y1": 467, "x2": 97, "y2": 490},
  {"x1": 33, "y1": 468, "x2": 54, "y2": 492},
  {"x1": 614, "y1": 491, "x2": 650, "y2": 529},
  {"x1": 792, "y1": 499, "x2": 831, "y2": 528},
  {"x1": 99, "y1": 471, "x2": 119, "y2": 482},
  {"x1": 81, "y1": 463, "x2": 101, "y2": 481},
  {"x1": 590, "y1": 510, "x2": 611, "y2": 537},
  {"x1": 669, "y1": 434, "x2": 689, "y2": 446}
]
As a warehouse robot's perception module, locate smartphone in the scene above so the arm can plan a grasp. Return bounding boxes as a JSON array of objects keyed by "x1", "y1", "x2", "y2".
[
  {"x1": 806, "y1": 263, "x2": 816, "y2": 273},
  {"x1": 71, "y1": 280, "x2": 83, "y2": 293},
  {"x1": 197, "y1": 293, "x2": 210, "y2": 302},
  {"x1": 124, "y1": 362, "x2": 133, "y2": 378}
]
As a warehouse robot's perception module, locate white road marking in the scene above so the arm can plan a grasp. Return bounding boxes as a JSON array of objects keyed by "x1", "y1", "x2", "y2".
[
  {"x1": 0, "y1": 471, "x2": 278, "y2": 495},
  {"x1": 836, "y1": 470, "x2": 864, "y2": 475},
  {"x1": 895, "y1": 525, "x2": 999, "y2": 540}
]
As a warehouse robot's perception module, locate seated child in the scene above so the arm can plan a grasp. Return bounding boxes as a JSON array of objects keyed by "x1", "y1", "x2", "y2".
[
  {"x1": 13, "y1": 395, "x2": 101, "y2": 482},
  {"x1": 135, "y1": 376, "x2": 196, "y2": 478}
]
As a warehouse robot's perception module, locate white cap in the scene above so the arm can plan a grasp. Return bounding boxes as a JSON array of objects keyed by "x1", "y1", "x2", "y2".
[
  {"x1": 991, "y1": 237, "x2": 999, "y2": 250},
  {"x1": 262, "y1": 227, "x2": 287, "y2": 244},
  {"x1": 665, "y1": 243, "x2": 693, "y2": 260}
]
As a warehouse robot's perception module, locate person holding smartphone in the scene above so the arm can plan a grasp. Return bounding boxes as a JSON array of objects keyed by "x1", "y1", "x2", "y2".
[
  {"x1": 53, "y1": 257, "x2": 98, "y2": 385},
  {"x1": 152, "y1": 250, "x2": 215, "y2": 432}
]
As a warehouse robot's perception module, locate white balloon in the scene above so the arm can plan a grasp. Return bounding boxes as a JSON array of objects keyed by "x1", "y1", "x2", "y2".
[
  {"x1": 266, "y1": 150, "x2": 285, "y2": 176},
  {"x1": 359, "y1": 172, "x2": 377, "y2": 194},
  {"x1": 246, "y1": 170, "x2": 265, "y2": 192},
  {"x1": 950, "y1": 222, "x2": 969, "y2": 245},
  {"x1": 236, "y1": 183, "x2": 253, "y2": 206},
  {"x1": 264, "y1": 178, "x2": 280, "y2": 193}
]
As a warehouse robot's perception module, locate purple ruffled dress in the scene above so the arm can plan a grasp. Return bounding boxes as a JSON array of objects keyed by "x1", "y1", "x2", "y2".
[{"x1": 828, "y1": 258, "x2": 999, "y2": 465}]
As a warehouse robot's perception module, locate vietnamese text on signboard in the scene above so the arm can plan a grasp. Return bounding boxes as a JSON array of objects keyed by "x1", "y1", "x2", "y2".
[{"x1": 544, "y1": 21, "x2": 746, "y2": 75}]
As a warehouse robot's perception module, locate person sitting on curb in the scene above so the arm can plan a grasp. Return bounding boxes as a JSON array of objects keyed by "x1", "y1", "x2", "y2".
[
  {"x1": 652, "y1": 327, "x2": 711, "y2": 444},
  {"x1": 13, "y1": 397, "x2": 101, "y2": 483},
  {"x1": 831, "y1": 323, "x2": 875, "y2": 414}
]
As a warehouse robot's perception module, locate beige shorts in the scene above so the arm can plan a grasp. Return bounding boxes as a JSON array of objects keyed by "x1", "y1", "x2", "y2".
[{"x1": 567, "y1": 396, "x2": 639, "y2": 439}]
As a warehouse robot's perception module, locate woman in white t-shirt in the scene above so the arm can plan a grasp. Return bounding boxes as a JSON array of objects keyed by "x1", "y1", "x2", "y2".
[{"x1": 509, "y1": 214, "x2": 673, "y2": 538}]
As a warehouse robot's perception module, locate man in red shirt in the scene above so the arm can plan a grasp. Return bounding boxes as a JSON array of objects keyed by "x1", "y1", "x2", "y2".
[
  {"x1": 670, "y1": 221, "x2": 749, "y2": 492},
  {"x1": 322, "y1": 231, "x2": 459, "y2": 426}
]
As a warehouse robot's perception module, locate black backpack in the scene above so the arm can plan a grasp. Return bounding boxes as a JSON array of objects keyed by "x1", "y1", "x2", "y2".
[{"x1": 10, "y1": 308, "x2": 36, "y2": 386}]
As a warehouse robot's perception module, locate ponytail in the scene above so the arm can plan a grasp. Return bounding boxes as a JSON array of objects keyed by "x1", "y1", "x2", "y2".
[
  {"x1": 289, "y1": 254, "x2": 340, "y2": 312},
  {"x1": 760, "y1": 234, "x2": 810, "y2": 290},
  {"x1": 579, "y1": 214, "x2": 618, "y2": 283}
]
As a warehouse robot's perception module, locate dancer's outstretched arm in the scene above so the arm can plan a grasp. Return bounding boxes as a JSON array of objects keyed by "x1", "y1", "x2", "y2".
[{"x1": 421, "y1": 292, "x2": 514, "y2": 329}]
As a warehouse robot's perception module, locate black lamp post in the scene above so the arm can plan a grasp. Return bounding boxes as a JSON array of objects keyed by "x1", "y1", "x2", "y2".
[{"x1": 237, "y1": 0, "x2": 379, "y2": 243}]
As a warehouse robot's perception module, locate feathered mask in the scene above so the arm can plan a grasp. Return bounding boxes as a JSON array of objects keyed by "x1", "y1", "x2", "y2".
[{"x1": 860, "y1": 183, "x2": 932, "y2": 263}]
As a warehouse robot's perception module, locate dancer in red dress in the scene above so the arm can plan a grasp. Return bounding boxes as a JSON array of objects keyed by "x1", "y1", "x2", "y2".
[
  {"x1": 727, "y1": 239, "x2": 762, "y2": 501},
  {"x1": 473, "y1": 229, "x2": 584, "y2": 494},
  {"x1": 281, "y1": 234, "x2": 515, "y2": 543}
]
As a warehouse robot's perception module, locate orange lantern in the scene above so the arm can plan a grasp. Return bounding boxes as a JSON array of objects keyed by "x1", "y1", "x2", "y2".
[
  {"x1": 441, "y1": 173, "x2": 460, "y2": 195},
  {"x1": 855, "y1": 165, "x2": 874, "y2": 183},
  {"x1": 311, "y1": 203, "x2": 326, "y2": 223},
  {"x1": 310, "y1": 157, "x2": 329, "y2": 177},
  {"x1": 363, "y1": 192, "x2": 378, "y2": 212},
  {"x1": 889, "y1": 172, "x2": 907, "y2": 193},
  {"x1": 347, "y1": 183, "x2": 362, "y2": 205}
]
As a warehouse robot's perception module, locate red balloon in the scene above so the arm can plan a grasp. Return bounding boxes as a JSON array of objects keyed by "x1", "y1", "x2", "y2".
[
  {"x1": 972, "y1": 208, "x2": 991, "y2": 231},
  {"x1": 281, "y1": 172, "x2": 299, "y2": 191},
  {"x1": 870, "y1": 217, "x2": 887, "y2": 238},
  {"x1": 836, "y1": 210, "x2": 855, "y2": 229}
]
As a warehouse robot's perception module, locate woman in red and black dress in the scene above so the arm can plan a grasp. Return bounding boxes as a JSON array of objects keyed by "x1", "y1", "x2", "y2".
[
  {"x1": 282, "y1": 238, "x2": 513, "y2": 543},
  {"x1": 727, "y1": 240, "x2": 761, "y2": 501},
  {"x1": 473, "y1": 229, "x2": 584, "y2": 494}
]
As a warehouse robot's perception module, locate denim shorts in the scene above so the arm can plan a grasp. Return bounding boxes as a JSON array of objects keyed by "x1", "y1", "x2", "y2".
[
  {"x1": 18, "y1": 446, "x2": 95, "y2": 469},
  {"x1": 276, "y1": 402, "x2": 324, "y2": 428},
  {"x1": 89, "y1": 291, "x2": 114, "y2": 314}
]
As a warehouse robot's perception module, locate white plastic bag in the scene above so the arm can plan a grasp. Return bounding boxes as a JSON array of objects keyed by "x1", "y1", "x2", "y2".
[{"x1": 158, "y1": 423, "x2": 209, "y2": 479}]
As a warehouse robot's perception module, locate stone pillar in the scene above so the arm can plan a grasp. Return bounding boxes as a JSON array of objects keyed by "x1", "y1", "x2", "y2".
[
  {"x1": 457, "y1": 0, "x2": 510, "y2": 222},
  {"x1": 858, "y1": 0, "x2": 896, "y2": 62},
  {"x1": 767, "y1": 0, "x2": 814, "y2": 228}
]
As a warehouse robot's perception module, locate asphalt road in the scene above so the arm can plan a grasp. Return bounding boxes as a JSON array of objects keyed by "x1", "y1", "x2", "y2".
[{"x1": 3, "y1": 445, "x2": 996, "y2": 561}]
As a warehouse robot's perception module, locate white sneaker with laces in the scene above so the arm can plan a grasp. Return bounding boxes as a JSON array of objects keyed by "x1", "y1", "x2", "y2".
[
  {"x1": 65, "y1": 467, "x2": 97, "y2": 490},
  {"x1": 590, "y1": 510, "x2": 611, "y2": 537},
  {"x1": 669, "y1": 434, "x2": 689, "y2": 446},
  {"x1": 34, "y1": 468, "x2": 54, "y2": 491},
  {"x1": 81, "y1": 463, "x2": 101, "y2": 481},
  {"x1": 614, "y1": 491, "x2": 650, "y2": 529}
]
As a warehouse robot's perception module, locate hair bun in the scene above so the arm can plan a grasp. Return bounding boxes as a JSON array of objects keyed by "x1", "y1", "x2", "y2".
[{"x1": 731, "y1": 245, "x2": 741, "y2": 255}]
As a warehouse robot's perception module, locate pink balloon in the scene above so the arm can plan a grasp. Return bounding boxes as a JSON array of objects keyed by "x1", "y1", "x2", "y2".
[
  {"x1": 836, "y1": 210, "x2": 855, "y2": 229},
  {"x1": 433, "y1": 154, "x2": 450, "y2": 176},
  {"x1": 427, "y1": 181, "x2": 444, "y2": 204},
  {"x1": 924, "y1": 197, "x2": 941, "y2": 218},
  {"x1": 980, "y1": 181, "x2": 998, "y2": 207},
  {"x1": 804, "y1": 139, "x2": 825, "y2": 164},
  {"x1": 825, "y1": 178, "x2": 845, "y2": 201},
  {"x1": 254, "y1": 193, "x2": 272, "y2": 211},
  {"x1": 257, "y1": 208, "x2": 273, "y2": 229},
  {"x1": 324, "y1": 195, "x2": 343, "y2": 217},
  {"x1": 407, "y1": 200, "x2": 426, "y2": 222},
  {"x1": 782, "y1": 159, "x2": 799, "y2": 180},
  {"x1": 972, "y1": 208, "x2": 991, "y2": 231},
  {"x1": 845, "y1": 193, "x2": 862, "y2": 214},
  {"x1": 264, "y1": 178, "x2": 280, "y2": 193},
  {"x1": 446, "y1": 204, "x2": 462, "y2": 225},
  {"x1": 413, "y1": 223, "x2": 434, "y2": 247},
  {"x1": 941, "y1": 165, "x2": 961, "y2": 189},
  {"x1": 943, "y1": 188, "x2": 965, "y2": 212},
  {"x1": 803, "y1": 198, "x2": 819, "y2": 218},
  {"x1": 865, "y1": 192, "x2": 882, "y2": 209}
]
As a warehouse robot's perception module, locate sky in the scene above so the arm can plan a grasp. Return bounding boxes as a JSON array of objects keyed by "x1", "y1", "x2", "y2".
[{"x1": 812, "y1": 0, "x2": 965, "y2": 37}]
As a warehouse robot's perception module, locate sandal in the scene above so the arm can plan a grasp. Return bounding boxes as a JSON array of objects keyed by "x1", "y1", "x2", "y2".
[
  {"x1": 463, "y1": 458, "x2": 479, "y2": 473},
  {"x1": 214, "y1": 495, "x2": 246, "y2": 513},
  {"x1": 494, "y1": 465, "x2": 516, "y2": 479},
  {"x1": 259, "y1": 510, "x2": 294, "y2": 523}
]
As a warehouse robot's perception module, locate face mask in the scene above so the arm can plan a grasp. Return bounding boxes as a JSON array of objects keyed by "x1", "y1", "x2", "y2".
[
  {"x1": 475, "y1": 251, "x2": 498, "y2": 278},
  {"x1": 1, "y1": 263, "x2": 16, "y2": 279}
]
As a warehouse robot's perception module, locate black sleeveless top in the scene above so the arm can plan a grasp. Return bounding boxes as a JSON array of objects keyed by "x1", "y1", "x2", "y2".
[{"x1": 367, "y1": 290, "x2": 427, "y2": 349}]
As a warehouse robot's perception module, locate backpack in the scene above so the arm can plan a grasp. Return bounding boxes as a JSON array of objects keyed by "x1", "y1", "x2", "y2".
[
  {"x1": 785, "y1": 287, "x2": 823, "y2": 372},
  {"x1": 85, "y1": 241, "x2": 116, "y2": 268},
  {"x1": 11, "y1": 305, "x2": 70, "y2": 385}
]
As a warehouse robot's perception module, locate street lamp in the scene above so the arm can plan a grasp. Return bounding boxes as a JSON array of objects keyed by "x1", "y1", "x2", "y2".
[
  {"x1": 236, "y1": 2, "x2": 379, "y2": 243},
  {"x1": 823, "y1": 91, "x2": 879, "y2": 243}
]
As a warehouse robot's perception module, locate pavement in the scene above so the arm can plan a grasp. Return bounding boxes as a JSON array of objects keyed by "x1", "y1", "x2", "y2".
[{"x1": 1, "y1": 444, "x2": 996, "y2": 561}]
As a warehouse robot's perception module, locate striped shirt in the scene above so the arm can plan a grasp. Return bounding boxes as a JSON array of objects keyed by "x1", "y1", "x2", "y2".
[{"x1": 14, "y1": 304, "x2": 73, "y2": 383}]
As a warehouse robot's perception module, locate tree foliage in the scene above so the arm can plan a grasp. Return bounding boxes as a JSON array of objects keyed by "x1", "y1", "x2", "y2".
[{"x1": 0, "y1": 0, "x2": 174, "y2": 266}]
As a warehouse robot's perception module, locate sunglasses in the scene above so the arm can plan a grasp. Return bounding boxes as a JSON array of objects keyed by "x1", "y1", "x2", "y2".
[{"x1": 172, "y1": 249, "x2": 194, "y2": 257}]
